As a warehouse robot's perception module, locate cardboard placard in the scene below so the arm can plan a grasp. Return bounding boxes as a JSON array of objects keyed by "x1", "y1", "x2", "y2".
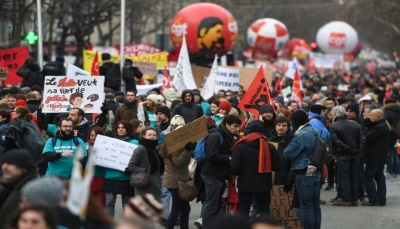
[
  {"x1": 132, "y1": 61, "x2": 157, "y2": 76},
  {"x1": 93, "y1": 135, "x2": 138, "y2": 171},
  {"x1": 0, "y1": 67, "x2": 8, "y2": 81},
  {"x1": 270, "y1": 185, "x2": 302, "y2": 229},
  {"x1": 165, "y1": 116, "x2": 208, "y2": 154}
]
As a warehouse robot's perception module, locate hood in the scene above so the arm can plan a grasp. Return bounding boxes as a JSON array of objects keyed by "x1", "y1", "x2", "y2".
[
  {"x1": 259, "y1": 104, "x2": 276, "y2": 118},
  {"x1": 79, "y1": 118, "x2": 88, "y2": 126},
  {"x1": 51, "y1": 61, "x2": 65, "y2": 69},
  {"x1": 181, "y1": 89, "x2": 194, "y2": 103},
  {"x1": 308, "y1": 111, "x2": 325, "y2": 121},
  {"x1": 382, "y1": 102, "x2": 400, "y2": 112},
  {"x1": 29, "y1": 64, "x2": 41, "y2": 72}
]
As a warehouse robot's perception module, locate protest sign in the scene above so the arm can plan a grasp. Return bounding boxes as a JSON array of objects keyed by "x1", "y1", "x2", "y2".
[
  {"x1": 0, "y1": 46, "x2": 29, "y2": 84},
  {"x1": 309, "y1": 52, "x2": 344, "y2": 69},
  {"x1": 93, "y1": 135, "x2": 138, "y2": 171},
  {"x1": 137, "y1": 84, "x2": 162, "y2": 95},
  {"x1": 0, "y1": 67, "x2": 8, "y2": 81},
  {"x1": 42, "y1": 76, "x2": 104, "y2": 113},
  {"x1": 132, "y1": 61, "x2": 157, "y2": 76},
  {"x1": 165, "y1": 116, "x2": 208, "y2": 154},
  {"x1": 270, "y1": 185, "x2": 302, "y2": 229},
  {"x1": 214, "y1": 67, "x2": 240, "y2": 93},
  {"x1": 67, "y1": 64, "x2": 90, "y2": 77}
]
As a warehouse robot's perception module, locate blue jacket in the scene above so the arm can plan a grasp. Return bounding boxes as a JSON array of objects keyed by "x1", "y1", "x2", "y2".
[
  {"x1": 308, "y1": 111, "x2": 331, "y2": 141},
  {"x1": 284, "y1": 123, "x2": 318, "y2": 170}
]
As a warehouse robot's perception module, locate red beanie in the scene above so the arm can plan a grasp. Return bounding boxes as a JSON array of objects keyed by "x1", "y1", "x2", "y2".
[
  {"x1": 15, "y1": 99, "x2": 27, "y2": 107},
  {"x1": 219, "y1": 100, "x2": 232, "y2": 113}
]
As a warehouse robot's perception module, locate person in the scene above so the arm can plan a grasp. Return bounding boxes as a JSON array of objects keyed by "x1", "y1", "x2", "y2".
[
  {"x1": 284, "y1": 110, "x2": 321, "y2": 229},
  {"x1": 155, "y1": 106, "x2": 171, "y2": 135},
  {"x1": 362, "y1": 109, "x2": 391, "y2": 206},
  {"x1": 51, "y1": 56, "x2": 66, "y2": 75},
  {"x1": 346, "y1": 102, "x2": 364, "y2": 128},
  {"x1": 252, "y1": 215, "x2": 285, "y2": 229},
  {"x1": 193, "y1": 89, "x2": 211, "y2": 115},
  {"x1": 230, "y1": 122, "x2": 276, "y2": 220},
  {"x1": 122, "y1": 59, "x2": 143, "y2": 94},
  {"x1": 163, "y1": 88, "x2": 178, "y2": 109},
  {"x1": 42, "y1": 118, "x2": 87, "y2": 178},
  {"x1": 7, "y1": 94, "x2": 18, "y2": 111},
  {"x1": 113, "y1": 90, "x2": 150, "y2": 130},
  {"x1": 127, "y1": 127, "x2": 164, "y2": 199},
  {"x1": 7, "y1": 205, "x2": 58, "y2": 229},
  {"x1": 268, "y1": 116, "x2": 294, "y2": 185},
  {"x1": 250, "y1": 104, "x2": 276, "y2": 138},
  {"x1": 216, "y1": 100, "x2": 232, "y2": 120},
  {"x1": 102, "y1": 120, "x2": 138, "y2": 218},
  {"x1": 288, "y1": 100, "x2": 298, "y2": 112},
  {"x1": 158, "y1": 119, "x2": 193, "y2": 229},
  {"x1": 171, "y1": 89, "x2": 204, "y2": 124},
  {"x1": 362, "y1": 105, "x2": 377, "y2": 119},
  {"x1": 129, "y1": 119, "x2": 145, "y2": 140},
  {"x1": 210, "y1": 100, "x2": 222, "y2": 125},
  {"x1": 145, "y1": 94, "x2": 162, "y2": 127},
  {"x1": 329, "y1": 106, "x2": 365, "y2": 206},
  {"x1": 0, "y1": 109, "x2": 11, "y2": 176},
  {"x1": 210, "y1": 215, "x2": 251, "y2": 229},
  {"x1": 17, "y1": 57, "x2": 43, "y2": 88},
  {"x1": 0, "y1": 149, "x2": 37, "y2": 228},
  {"x1": 106, "y1": 93, "x2": 120, "y2": 115},
  {"x1": 201, "y1": 115, "x2": 241, "y2": 229},
  {"x1": 99, "y1": 53, "x2": 121, "y2": 91},
  {"x1": 25, "y1": 92, "x2": 41, "y2": 113},
  {"x1": 358, "y1": 95, "x2": 373, "y2": 114},
  {"x1": 324, "y1": 97, "x2": 336, "y2": 109}
]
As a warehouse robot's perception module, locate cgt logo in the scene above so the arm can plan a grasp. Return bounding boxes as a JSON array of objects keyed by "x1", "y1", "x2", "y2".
[
  {"x1": 256, "y1": 37, "x2": 274, "y2": 51},
  {"x1": 329, "y1": 32, "x2": 346, "y2": 49},
  {"x1": 227, "y1": 17, "x2": 238, "y2": 34},
  {"x1": 171, "y1": 18, "x2": 188, "y2": 37}
]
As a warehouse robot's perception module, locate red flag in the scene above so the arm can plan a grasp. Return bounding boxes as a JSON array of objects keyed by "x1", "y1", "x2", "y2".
[
  {"x1": 162, "y1": 66, "x2": 171, "y2": 92},
  {"x1": 0, "y1": 46, "x2": 29, "y2": 84},
  {"x1": 238, "y1": 66, "x2": 274, "y2": 118},
  {"x1": 91, "y1": 51, "x2": 100, "y2": 76},
  {"x1": 291, "y1": 68, "x2": 302, "y2": 108},
  {"x1": 274, "y1": 77, "x2": 282, "y2": 94}
]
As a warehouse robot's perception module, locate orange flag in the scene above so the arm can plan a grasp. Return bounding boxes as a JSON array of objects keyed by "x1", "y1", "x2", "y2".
[
  {"x1": 238, "y1": 66, "x2": 274, "y2": 118},
  {"x1": 162, "y1": 66, "x2": 171, "y2": 92},
  {"x1": 291, "y1": 68, "x2": 303, "y2": 108},
  {"x1": 91, "y1": 51, "x2": 100, "y2": 76}
]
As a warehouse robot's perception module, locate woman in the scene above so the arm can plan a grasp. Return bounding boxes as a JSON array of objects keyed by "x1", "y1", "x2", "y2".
[
  {"x1": 157, "y1": 118, "x2": 192, "y2": 229},
  {"x1": 213, "y1": 100, "x2": 231, "y2": 125},
  {"x1": 127, "y1": 127, "x2": 164, "y2": 199},
  {"x1": 144, "y1": 94, "x2": 161, "y2": 127},
  {"x1": 0, "y1": 110, "x2": 11, "y2": 177},
  {"x1": 86, "y1": 127, "x2": 107, "y2": 207},
  {"x1": 210, "y1": 100, "x2": 222, "y2": 125},
  {"x1": 16, "y1": 57, "x2": 43, "y2": 88},
  {"x1": 129, "y1": 119, "x2": 145, "y2": 139},
  {"x1": 102, "y1": 120, "x2": 138, "y2": 218},
  {"x1": 8, "y1": 205, "x2": 58, "y2": 229}
]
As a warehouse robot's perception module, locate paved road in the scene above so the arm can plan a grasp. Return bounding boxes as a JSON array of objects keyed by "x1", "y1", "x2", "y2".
[{"x1": 115, "y1": 176, "x2": 400, "y2": 228}]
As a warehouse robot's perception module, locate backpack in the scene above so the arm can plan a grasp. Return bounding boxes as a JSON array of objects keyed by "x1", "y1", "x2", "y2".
[
  {"x1": 194, "y1": 132, "x2": 223, "y2": 163},
  {"x1": 52, "y1": 136, "x2": 79, "y2": 148},
  {"x1": 303, "y1": 129, "x2": 333, "y2": 166},
  {"x1": 43, "y1": 63, "x2": 62, "y2": 76},
  {"x1": 103, "y1": 65, "x2": 121, "y2": 88}
]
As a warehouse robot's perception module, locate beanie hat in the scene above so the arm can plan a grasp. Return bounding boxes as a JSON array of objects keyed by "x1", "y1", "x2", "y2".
[
  {"x1": 310, "y1": 104, "x2": 327, "y2": 114},
  {"x1": 21, "y1": 176, "x2": 64, "y2": 207},
  {"x1": 248, "y1": 122, "x2": 264, "y2": 134},
  {"x1": 302, "y1": 97, "x2": 311, "y2": 106},
  {"x1": 170, "y1": 115, "x2": 185, "y2": 127},
  {"x1": 163, "y1": 88, "x2": 177, "y2": 101},
  {"x1": 115, "y1": 91, "x2": 124, "y2": 97},
  {"x1": 124, "y1": 194, "x2": 164, "y2": 223},
  {"x1": 336, "y1": 91, "x2": 345, "y2": 97},
  {"x1": 275, "y1": 95, "x2": 284, "y2": 105},
  {"x1": 205, "y1": 115, "x2": 216, "y2": 130},
  {"x1": 2, "y1": 149, "x2": 35, "y2": 172},
  {"x1": 228, "y1": 97, "x2": 239, "y2": 108},
  {"x1": 55, "y1": 56, "x2": 65, "y2": 63},
  {"x1": 101, "y1": 53, "x2": 111, "y2": 61},
  {"x1": 150, "y1": 88, "x2": 161, "y2": 95},
  {"x1": 155, "y1": 106, "x2": 171, "y2": 119},
  {"x1": 15, "y1": 99, "x2": 28, "y2": 107},
  {"x1": 290, "y1": 110, "x2": 309, "y2": 130},
  {"x1": 346, "y1": 102, "x2": 359, "y2": 116},
  {"x1": 146, "y1": 94, "x2": 162, "y2": 105},
  {"x1": 219, "y1": 100, "x2": 232, "y2": 113},
  {"x1": 192, "y1": 89, "x2": 201, "y2": 95},
  {"x1": 337, "y1": 97, "x2": 347, "y2": 105}
]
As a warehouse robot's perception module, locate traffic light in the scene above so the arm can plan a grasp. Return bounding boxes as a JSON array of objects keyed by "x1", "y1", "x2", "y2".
[{"x1": 24, "y1": 31, "x2": 38, "y2": 45}]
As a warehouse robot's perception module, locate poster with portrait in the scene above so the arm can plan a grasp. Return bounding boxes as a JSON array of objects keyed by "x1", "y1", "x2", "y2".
[{"x1": 42, "y1": 76, "x2": 105, "y2": 113}]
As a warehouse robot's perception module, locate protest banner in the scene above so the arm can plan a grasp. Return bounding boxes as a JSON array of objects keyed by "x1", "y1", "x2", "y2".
[
  {"x1": 214, "y1": 67, "x2": 240, "y2": 93},
  {"x1": 132, "y1": 61, "x2": 157, "y2": 76},
  {"x1": 137, "y1": 84, "x2": 162, "y2": 95},
  {"x1": 42, "y1": 76, "x2": 104, "y2": 113},
  {"x1": 270, "y1": 185, "x2": 302, "y2": 229},
  {"x1": 93, "y1": 135, "x2": 138, "y2": 171},
  {"x1": 309, "y1": 52, "x2": 344, "y2": 69},
  {"x1": 67, "y1": 64, "x2": 90, "y2": 77},
  {"x1": 0, "y1": 67, "x2": 8, "y2": 81},
  {"x1": 0, "y1": 46, "x2": 30, "y2": 84},
  {"x1": 165, "y1": 116, "x2": 208, "y2": 154}
]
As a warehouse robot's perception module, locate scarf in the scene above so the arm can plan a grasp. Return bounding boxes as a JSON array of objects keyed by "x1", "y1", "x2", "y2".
[
  {"x1": 231, "y1": 132, "x2": 271, "y2": 173},
  {"x1": 220, "y1": 124, "x2": 236, "y2": 145},
  {"x1": 123, "y1": 99, "x2": 138, "y2": 109},
  {"x1": 117, "y1": 135, "x2": 131, "y2": 142},
  {"x1": 139, "y1": 138, "x2": 159, "y2": 174}
]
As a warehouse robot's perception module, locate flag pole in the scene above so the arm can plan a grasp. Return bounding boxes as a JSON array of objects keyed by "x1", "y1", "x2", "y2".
[
  {"x1": 36, "y1": 0, "x2": 43, "y2": 67},
  {"x1": 120, "y1": 0, "x2": 126, "y2": 93}
]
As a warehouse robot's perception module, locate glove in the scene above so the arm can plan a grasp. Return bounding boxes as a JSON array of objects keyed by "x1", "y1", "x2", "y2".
[
  {"x1": 352, "y1": 149, "x2": 363, "y2": 160},
  {"x1": 283, "y1": 180, "x2": 293, "y2": 193},
  {"x1": 185, "y1": 142, "x2": 193, "y2": 151}
]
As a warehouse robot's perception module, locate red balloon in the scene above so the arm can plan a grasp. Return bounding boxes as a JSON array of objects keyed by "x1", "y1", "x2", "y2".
[{"x1": 169, "y1": 3, "x2": 238, "y2": 58}]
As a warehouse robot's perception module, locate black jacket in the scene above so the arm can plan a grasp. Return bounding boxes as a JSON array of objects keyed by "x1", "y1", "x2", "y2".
[
  {"x1": 171, "y1": 89, "x2": 204, "y2": 124},
  {"x1": 364, "y1": 118, "x2": 391, "y2": 166},
  {"x1": 51, "y1": 61, "x2": 66, "y2": 75},
  {"x1": 107, "y1": 99, "x2": 120, "y2": 114},
  {"x1": 268, "y1": 129, "x2": 294, "y2": 185},
  {"x1": 122, "y1": 63, "x2": 143, "y2": 94},
  {"x1": 99, "y1": 62, "x2": 121, "y2": 91},
  {"x1": 201, "y1": 126, "x2": 233, "y2": 180},
  {"x1": 230, "y1": 140, "x2": 275, "y2": 193},
  {"x1": 382, "y1": 102, "x2": 400, "y2": 131},
  {"x1": 16, "y1": 65, "x2": 43, "y2": 88},
  {"x1": 329, "y1": 117, "x2": 365, "y2": 157}
]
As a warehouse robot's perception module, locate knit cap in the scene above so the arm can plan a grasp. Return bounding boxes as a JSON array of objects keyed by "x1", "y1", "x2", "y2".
[
  {"x1": 163, "y1": 88, "x2": 178, "y2": 101},
  {"x1": 290, "y1": 110, "x2": 309, "y2": 130},
  {"x1": 21, "y1": 176, "x2": 64, "y2": 207},
  {"x1": 2, "y1": 149, "x2": 35, "y2": 172},
  {"x1": 248, "y1": 123, "x2": 263, "y2": 134},
  {"x1": 124, "y1": 194, "x2": 164, "y2": 223},
  {"x1": 101, "y1": 53, "x2": 111, "y2": 61},
  {"x1": 146, "y1": 94, "x2": 162, "y2": 104},
  {"x1": 15, "y1": 99, "x2": 28, "y2": 107},
  {"x1": 155, "y1": 106, "x2": 171, "y2": 119},
  {"x1": 170, "y1": 115, "x2": 185, "y2": 127},
  {"x1": 219, "y1": 100, "x2": 232, "y2": 113},
  {"x1": 346, "y1": 102, "x2": 359, "y2": 116}
]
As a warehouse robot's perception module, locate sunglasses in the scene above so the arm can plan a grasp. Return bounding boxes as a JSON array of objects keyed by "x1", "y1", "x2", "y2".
[{"x1": 346, "y1": 110, "x2": 355, "y2": 113}]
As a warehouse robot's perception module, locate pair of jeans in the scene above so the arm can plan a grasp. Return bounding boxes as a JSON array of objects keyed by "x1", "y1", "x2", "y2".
[
  {"x1": 337, "y1": 155, "x2": 359, "y2": 202},
  {"x1": 160, "y1": 175, "x2": 171, "y2": 219},
  {"x1": 238, "y1": 190, "x2": 271, "y2": 221},
  {"x1": 386, "y1": 147, "x2": 400, "y2": 175},
  {"x1": 364, "y1": 164, "x2": 386, "y2": 203},
  {"x1": 202, "y1": 177, "x2": 226, "y2": 229},
  {"x1": 295, "y1": 172, "x2": 321, "y2": 229},
  {"x1": 105, "y1": 193, "x2": 133, "y2": 218},
  {"x1": 166, "y1": 189, "x2": 190, "y2": 229}
]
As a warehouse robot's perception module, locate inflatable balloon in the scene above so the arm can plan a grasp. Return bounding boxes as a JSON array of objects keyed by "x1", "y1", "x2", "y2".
[
  {"x1": 169, "y1": 3, "x2": 238, "y2": 58},
  {"x1": 247, "y1": 18, "x2": 289, "y2": 59},
  {"x1": 283, "y1": 38, "x2": 311, "y2": 59},
  {"x1": 316, "y1": 21, "x2": 358, "y2": 54}
]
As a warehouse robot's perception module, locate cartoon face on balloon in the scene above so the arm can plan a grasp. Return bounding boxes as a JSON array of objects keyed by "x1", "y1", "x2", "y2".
[{"x1": 197, "y1": 17, "x2": 225, "y2": 55}]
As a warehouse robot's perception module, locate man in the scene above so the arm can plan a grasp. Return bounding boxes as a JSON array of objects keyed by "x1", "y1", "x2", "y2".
[
  {"x1": 25, "y1": 92, "x2": 40, "y2": 113},
  {"x1": 362, "y1": 105, "x2": 378, "y2": 119},
  {"x1": 106, "y1": 93, "x2": 120, "y2": 115},
  {"x1": 359, "y1": 95, "x2": 373, "y2": 114},
  {"x1": 346, "y1": 102, "x2": 364, "y2": 127},
  {"x1": 100, "y1": 53, "x2": 121, "y2": 91},
  {"x1": 325, "y1": 97, "x2": 337, "y2": 109},
  {"x1": 311, "y1": 93, "x2": 321, "y2": 102},
  {"x1": 288, "y1": 100, "x2": 298, "y2": 112},
  {"x1": 122, "y1": 59, "x2": 143, "y2": 94},
  {"x1": 171, "y1": 89, "x2": 204, "y2": 125},
  {"x1": 193, "y1": 89, "x2": 211, "y2": 115},
  {"x1": 113, "y1": 90, "x2": 150, "y2": 129},
  {"x1": 248, "y1": 104, "x2": 276, "y2": 139},
  {"x1": 338, "y1": 97, "x2": 348, "y2": 109},
  {"x1": 42, "y1": 118, "x2": 87, "y2": 178},
  {"x1": 0, "y1": 149, "x2": 37, "y2": 228},
  {"x1": 362, "y1": 109, "x2": 391, "y2": 206},
  {"x1": 284, "y1": 110, "x2": 321, "y2": 229},
  {"x1": 309, "y1": 104, "x2": 331, "y2": 141},
  {"x1": 237, "y1": 90, "x2": 245, "y2": 101},
  {"x1": 329, "y1": 106, "x2": 365, "y2": 206},
  {"x1": 217, "y1": 90, "x2": 226, "y2": 101},
  {"x1": 31, "y1": 90, "x2": 42, "y2": 101},
  {"x1": 155, "y1": 106, "x2": 171, "y2": 135},
  {"x1": 201, "y1": 115, "x2": 241, "y2": 229},
  {"x1": 268, "y1": 116, "x2": 294, "y2": 185},
  {"x1": 301, "y1": 97, "x2": 311, "y2": 112},
  {"x1": 274, "y1": 96, "x2": 284, "y2": 109},
  {"x1": 7, "y1": 94, "x2": 17, "y2": 111},
  {"x1": 43, "y1": 56, "x2": 66, "y2": 77}
]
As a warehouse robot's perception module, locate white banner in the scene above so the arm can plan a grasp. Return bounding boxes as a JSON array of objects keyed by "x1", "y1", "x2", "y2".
[
  {"x1": 214, "y1": 67, "x2": 240, "y2": 93},
  {"x1": 201, "y1": 55, "x2": 218, "y2": 100},
  {"x1": 93, "y1": 135, "x2": 138, "y2": 172},
  {"x1": 309, "y1": 52, "x2": 344, "y2": 69},
  {"x1": 66, "y1": 64, "x2": 90, "y2": 77},
  {"x1": 172, "y1": 35, "x2": 197, "y2": 93},
  {"x1": 136, "y1": 84, "x2": 162, "y2": 95},
  {"x1": 42, "y1": 76, "x2": 104, "y2": 113}
]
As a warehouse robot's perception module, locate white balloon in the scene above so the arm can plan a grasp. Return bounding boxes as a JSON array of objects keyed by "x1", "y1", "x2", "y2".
[{"x1": 316, "y1": 21, "x2": 358, "y2": 54}]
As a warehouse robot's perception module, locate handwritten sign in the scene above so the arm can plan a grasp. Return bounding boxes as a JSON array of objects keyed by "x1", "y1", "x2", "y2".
[
  {"x1": 42, "y1": 76, "x2": 104, "y2": 113},
  {"x1": 0, "y1": 67, "x2": 8, "y2": 81},
  {"x1": 270, "y1": 185, "x2": 302, "y2": 229},
  {"x1": 214, "y1": 67, "x2": 240, "y2": 93},
  {"x1": 165, "y1": 116, "x2": 208, "y2": 154},
  {"x1": 0, "y1": 46, "x2": 29, "y2": 84},
  {"x1": 93, "y1": 135, "x2": 138, "y2": 171},
  {"x1": 132, "y1": 61, "x2": 157, "y2": 76}
]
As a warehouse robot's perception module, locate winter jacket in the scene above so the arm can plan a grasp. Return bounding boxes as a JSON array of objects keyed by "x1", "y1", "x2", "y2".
[
  {"x1": 51, "y1": 61, "x2": 66, "y2": 75},
  {"x1": 329, "y1": 117, "x2": 365, "y2": 157},
  {"x1": 171, "y1": 89, "x2": 204, "y2": 124},
  {"x1": 122, "y1": 64, "x2": 143, "y2": 94},
  {"x1": 230, "y1": 140, "x2": 275, "y2": 193},
  {"x1": 107, "y1": 99, "x2": 120, "y2": 114},
  {"x1": 268, "y1": 129, "x2": 294, "y2": 185},
  {"x1": 382, "y1": 102, "x2": 400, "y2": 134},
  {"x1": 364, "y1": 118, "x2": 391, "y2": 166},
  {"x1": 158, "y1": 143, "x2": 192, "y2": 189},
  {"x1": 99, "y1": 62, "x2": 121, "y2": 91},
  {"x1": 308, "y1": 111, "x2": 332, "y2": 141},
  {"x1": 113, "y1": 101, "x2": 150, "y2": 129},
  {"x1": 17, "y1": 65, "x2": 43, "y2": 88}
]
